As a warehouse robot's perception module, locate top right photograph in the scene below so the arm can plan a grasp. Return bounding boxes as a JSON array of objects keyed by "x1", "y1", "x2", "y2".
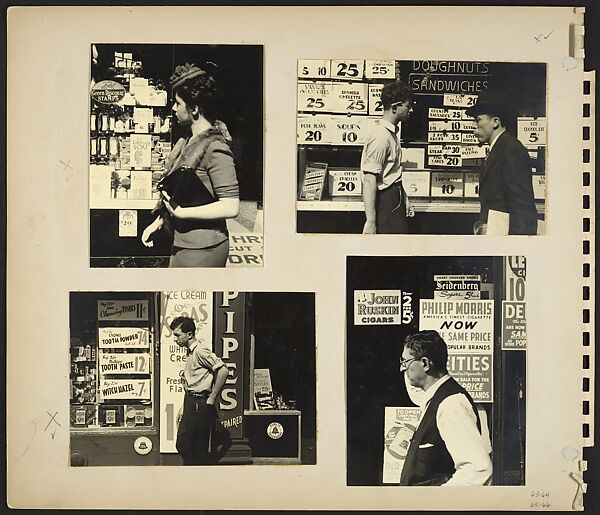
[{"x1": 296, "y1": 60, "x2": 546, "y2": 235}]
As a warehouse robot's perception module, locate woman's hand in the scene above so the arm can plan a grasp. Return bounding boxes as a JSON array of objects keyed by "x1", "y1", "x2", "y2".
[
  {"x1": 161, "y1": 191, "x2": 186, "y2": 219},
  {"x1": 141, "y1": 216, "x2": 163, "y2": 247}
]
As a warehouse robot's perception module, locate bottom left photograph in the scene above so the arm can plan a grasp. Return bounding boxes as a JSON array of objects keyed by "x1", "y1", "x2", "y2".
[{"x1": 69, "y1": 291, "x2": 316, "y2": 466}]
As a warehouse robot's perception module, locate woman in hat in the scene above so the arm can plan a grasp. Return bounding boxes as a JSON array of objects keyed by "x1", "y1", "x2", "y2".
[{"x1": 141, "y1": 63, "x2": 239, "y2": 267}]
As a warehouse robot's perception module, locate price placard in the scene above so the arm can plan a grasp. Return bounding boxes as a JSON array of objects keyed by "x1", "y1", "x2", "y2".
[
  {"x1": 98, "y1": 327, "x2": 151, "y2": 349},
  {"x1": 99, "y1": 379, "x2": 151, "y2": 401},
  {"x1": 428, "y1": 144, "x2": 461, "y2": 156},
  {"x1": 532, "y1": 175, "x2": 545, "y2": 200},
  {"x1": 462, "y1": 133, "x2": 479, "y2": 144},
  {"x1": 461, "y1": 145, "x2": 488, "y2": 159},
  {"x1": 447, "y1": 109, "x2": 465, "y2": 120},
  {"x1": 464, "y1": 172, "x2": 480, "y2": 198},
  {"x1": 99, "y1": 353, "x2": 151, "y2": 375},
  {"x1": 429, "y1": 107, "x2": 448, "y2": 119},
  {"x1": 444, "y1": 93, "x2": 478, "y2": 108},
  {"x1": 429, "y1": 155, "x2": 463, "y2": 167},
  {"x1": 118, "y1": 209, "x2": 137, "y2": 237},
  {"x1": 330, "y1": 59, "x2": 364, "y2": 80},
  {"x1": 331, "y1": 82, "x2": 368, "y2": 114},
  {"x1": 402, "y1": 171, "x2": 431, "y2": 197},
  {"x1": 428, "y1": 132, "x2": 462, "y2": 143},
  {"x1": 328, "y1": 116, "x2": 366, "y2": 145},
  {"x1": 429, "y1": 121, "x2": 451, "y2": 132},
  {"x1": 368, "y1": 84, "x2": 384, "y2": 115},
  {"x1": 431, "y1": 172, "x2": 464, "y2": 196},
  {"x1": 300, "y1": 162, "x2": 328, "y2": 201},
  {"x1": 298, "y1": 59, "x2": 331, "y2": 79},
  {"x1": 298, "y1": 81, "x2": 333, "y2": 112},
  {"x1": 329, "y1": 169, "x2": 362, "y2": 197},
  {"x1": 297, "y1": 116, "x2": 330, "y2": 144},
  {"x1": 517, "y1": 117, "x2": 547, "y2": 146},
  {"x1": 459, "y1": 120, "x2": 477, "y2": 131},
  {"x1": 365, "y1": 59, "x2": 395, "y2": 79}
]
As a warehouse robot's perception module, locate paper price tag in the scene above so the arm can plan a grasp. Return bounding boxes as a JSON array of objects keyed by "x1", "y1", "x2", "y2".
[
  {"x1": 298, "y1": 81, "x2": 333, "y2": 112},
  {"x1": 428, "y1": 132, "x2": 462, "y2": 143},
  {"x1": 447, "y1": 109, "x2": 465, "y2": 120},
  {"x1": 428, "y1": 145, "x2": 461, "y2": 156},
  {"x1": 428, "y1": 155, "x2": 463, "y2": 167},
  {"x1": 368, "y1": 84, "x2": 384, "y2": 115},
  {"x1": 365, "y1": 59, "x2": 395, "y2": 79},
  {"x1": 532, "y1": 175, "x2": 545, "y2": 200},
  {"x1": 517, "y1": 117, "x2": 547, "y2": 146},
  {"x1": 329, "y1": 169, "x2": 362, "y2": 197},
  {"x1": 402, "y1": 171, "x2": 431, "y2": 197},
  {"x1": 99, "y1": 353, "x2": 151, "y2": 375},
  {"x1": 444, "y1": 93, "x2": 478, "y2": 108},
  {"x1": 429, "y1": 121, "x2": 451, "y2": 132},
  {"x1": 328, "y1": 116, "x2": 366, "y2": 145},
  {"x1": 459, "y1": 120, "x2": 477, "y2": 131},
  {"x1": 298, "y1": 59, "x2": 331, "y2": 79},
  {"x1": 462, "y1": 133, "x2": 479, "y2": 144},
  {"x1": 464, "y1": 172, "x2": 480, "y2": 197},
  {"x1": 99, "y1": 379, "x2": 151, "y2": 400},
  {"x1": 331, "y1": 82, "x2": 368, "y2": 114},
  {"x1": 118, "y1": 210, "x2": 137, "y2": 237},
  {"x1": 429, "y1": 107, "x2": 448, "y2": 119},
  {"x1": 461, "y1": 145, "x2": 488, "y2": 159},
  {"x1": 297, "y1": 116, "x2": 331, "y2": 144},
  {"x1": 431, "y1": 172, "x2": 464, "y2": 196},
  {"x1": 330, "y1": 59, "x2": 364, "y2": 80}
]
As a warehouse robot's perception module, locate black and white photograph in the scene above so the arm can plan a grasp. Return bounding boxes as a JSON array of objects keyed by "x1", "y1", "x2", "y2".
[
  {"x1": 297, "y1": 60, "x2": 546, "y2": 235},
  {"x1": 347, "y1": 256, "x2": 527, "y2": 486},
  {"x1": 89, "y1": 44, "x2": 263, "y2": 267},
  {"x1": 69, "y1": 291, "x2": 316, "y2": 466}
]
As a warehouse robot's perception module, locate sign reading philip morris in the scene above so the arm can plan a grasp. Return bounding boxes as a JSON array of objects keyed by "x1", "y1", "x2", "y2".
[{"x1": 354, "y1": 290, "x2": 413, "y2": 325}]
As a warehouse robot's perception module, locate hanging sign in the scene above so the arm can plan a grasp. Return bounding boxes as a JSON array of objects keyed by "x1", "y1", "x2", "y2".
[
  {"x1": 91, "y1": 80, "x2": 126, "y2": 104},
  {"x1": 430, "y1": 172, "x2": 464, "y2": 196},
  {"x1": 159, "y1": 290, "x2": 213, "y2": 453},
  {"x1": 298, "y1": 59, "x2": 330, "y2": 79},
  {"x1": 444, "y1": 93, "x2": 478, "y2": 108},
  {"x1": 461, "y1": 145, "x2": 488, "y2": 159},
  {"x1": 354, "y1": 290, "x2": 413, "y2": 325},
  {"x1": 365, "y1": 59, "x2": 395, "y2": 79},
  {"x1": 297, "y1": 116, "x2": 330, "y2": 145},
  {"x1": 517, "y1": 117, "x2": 546, "y2": 146},
  {"x1": 419, "y1": 299, "x2": 494, "y2": 402},
  {"x1": 331, "y1": 83, "x2": 368, "y2": 114},
  {"x1": 99, "y1": 353, "x2": 151, "y2": 375},
  {"x1": 99, "y1": 379, "x2": 151, "y2": 401},
  {"x1": 428, "y1": 154, "x2": 463, "y2": 167},
  {"x1": 330, "y1": 59, "x2": 364, "y2": 80},
  {"x1": 532, "y1": 175, "x2": 545, "y2": 200},
  {"x1": 297, "y1": 81, "x2": 333, "y2": 112},
  {"x1": 328, "y1": 116, "x2": 366, "y2": 146},
  {"x1": 98, "y1": 300, "x2": 148, "y2": 321},
  {"x1": 98, "y1": 327, "x2": 150, "y2": 349}
]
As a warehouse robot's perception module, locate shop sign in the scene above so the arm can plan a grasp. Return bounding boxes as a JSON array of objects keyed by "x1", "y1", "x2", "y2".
[
  {"x1": 129, "y1": 134, "x2": 152, "y2": 169},
  {"x1": 328, "y1": 116, "x2": 366, "y2": 146},
  {"x1": 253, "y1": 369, "x2": 275, "y2": 410},
  {"x1": 99, "y1": 352, "x2": 151, "y2": 375},
  {"x1": 99, "y1": 378, "x2": 151, "y2": 401},
  {"x1": 297, "y1": 81, "x2": 333, "y2": 112},
  {"x1": 368, "y1": 84, "x2": 384, "y2": 115},
  {"x1": 502, "y1": 301, "x2": 527, "y2": 350},
  {"x1": 354, "y1": 290, "x2": 413, "y2": 325},
  {"x1": 412, "y1": 61, "x2": 491, "y2": 75},
  {"x1": 331, "y1": 82, "x2": 368, "y2": 114},
  {"x1": 227, "y1": 233, "x2": 263, "y2": 268},
  {"x1": 517, "y1": 117, "x2": 546, "y2": 146},
  {"x1": 402, "y1": 171, "x2": 431, "y2": 197},
  {"x1": 329, "y1": 169, "x2": 362, "y2": 197},
  {"x1": 464, "y1": 173, "x2": 480, "y2": 198},
  {"x1": 434, "y1": 275, "x2": 481, "y2": 300},
  {"x1": 214, "y1": 292, "x2": 247, "y2": 439},
  {"x1": 410, "y1": 73, "x2": 489, "y2": 95},
  {"x1": 365, "y1": 59, "x2": 395, "y2": 79},
  {"x1": 98, "y1": 300, "x2": 148, "y2": 321},
  {"x1": 159, "y1": 290, "x2": 213, "y2": 453},
  {"x1": 98, "y1": 327, "x2": 150, "y2": 348},
  {"x1": 298, "y1": 59, "x2": 330, "y2": 79},
  {"x1": 382, "y1": 407, "x2": 421, "y2": 484},
  {"x1": 419, "y1": 299, "x2": 494, "y2": 402},
  {"x1": 430, "y1": 172, "x2": 464, "y2": 196},
  {"x1": 504, "y1": 256, "x2": 527, "y2": 302},
  {"x1": 330, "y1": 59, "x2": 365, "y2": 80},
  {"x1": 91, "y1": 80, "x2": 126, "y2": 104},
  {"x1": 297, "y1": 116, "x2": 330, "y2": 145},
  {"x1": 444, "y1": 93, "x2": 478, "y2": 108}
]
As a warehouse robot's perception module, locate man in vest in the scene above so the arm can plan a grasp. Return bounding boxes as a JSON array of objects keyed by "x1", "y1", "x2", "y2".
[{"x1": 399, "y1": 330, "x2": 492, "y2": 486}]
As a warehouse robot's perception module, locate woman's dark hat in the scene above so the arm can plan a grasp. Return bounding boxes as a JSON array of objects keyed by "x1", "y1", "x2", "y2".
[
  {"x1": 170, "y1": 63, "x2": 206, "y2": 89},
  {"x1": 465, "y1": 88, "x2": 510, "y2": 118}
]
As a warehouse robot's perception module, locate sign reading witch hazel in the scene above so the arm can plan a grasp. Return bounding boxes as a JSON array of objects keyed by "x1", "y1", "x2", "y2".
[{"x1": 354, "y1": 290, "x2": 414, "y2": 325}]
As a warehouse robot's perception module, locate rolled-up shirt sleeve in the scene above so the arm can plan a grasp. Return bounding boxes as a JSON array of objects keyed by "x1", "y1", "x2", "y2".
[
  {"x1": 361, "y1": 135, "x2": 389, "y2": 175},
  {"x1": 205, "y1": 141, "x2": 239, "y2": 199},
  {"x1": 196, "y1": 347, "x2": 225, "y2": 372},
  {"x1": 437, "y1": 394, "x2": 493, "y2": 486}
]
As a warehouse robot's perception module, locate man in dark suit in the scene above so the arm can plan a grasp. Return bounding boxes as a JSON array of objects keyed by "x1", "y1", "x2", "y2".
[
  {"x1": 399, "y1": 331, "x2": 492, "y2": 486},
  {"x1": 466, "y1": 90, "x2": 538, "y2": 235}
]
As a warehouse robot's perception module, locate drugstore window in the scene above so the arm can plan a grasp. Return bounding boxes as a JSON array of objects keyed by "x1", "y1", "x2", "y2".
[{"x1": 70, "y1": 293, "x2": 157, "y2": 431}]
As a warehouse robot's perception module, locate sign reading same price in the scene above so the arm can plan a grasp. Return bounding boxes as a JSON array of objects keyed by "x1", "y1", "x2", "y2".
[
  {"x1": 431, "y1": 172, "x2": 464, "y2": 196},
  {"x1": 99, "y1": 353, "x2": 151, "y2": 375},
  {"x1": 330, "y1": 169, "x2": 362, "y2": 196},
  {"x1": 298, "y1": 59, "x2": 330, "y2": 79}
]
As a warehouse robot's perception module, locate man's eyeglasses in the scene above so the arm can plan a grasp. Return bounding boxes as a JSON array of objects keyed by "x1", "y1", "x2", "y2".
[{"x1": 399, "y1": 356, "x2": 421, "y2": 371}]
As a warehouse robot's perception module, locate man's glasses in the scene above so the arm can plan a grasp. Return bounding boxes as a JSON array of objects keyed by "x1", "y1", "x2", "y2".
[{"x1": 399, "y1": 356, "x2": 421, "y2": 371}]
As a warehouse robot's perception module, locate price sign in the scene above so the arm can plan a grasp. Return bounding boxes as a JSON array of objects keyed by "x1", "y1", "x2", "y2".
[
  {"x1": 300, "y1": 162, "x2": 328, "y2": 201},
  {"x1": 402, "y1": 171, "x2": 431, "y2": 196},
  {"x1": 330, "y1": 59, "x2": 364, "y2": 80},
  {"x1": 118, "y1": 210, "x2": 137, "y2": 237},
  {"x1": 365, "y1": 59, "x2": 395, "y2": 79},
  {"x1": 428, "y1": 145, "x2": 461, "y2": 156},
  {"x1": 464, "y1": 172, "x2": 480, "y2": 198},
  {"x1": 447, "y1": 109, "x2": 465, "y2": 120},
  {"x1": 444, "y1": 93, "x2": 478, "y2": 108},
  {"x1": 429, "y1": 121, "x2": 451, "y2": 132},
  {"x1": 462, "y1": 133, "x2": 479, "y2": 144},
  {"x1": 461, "y1": 145, "x2": 488, "y2": 159},
  {"x1": 298, "y1": 59, "x2": 331, "y2": 79},
  {"x1": 368, "y1": 84, "x2": 384, "y2": 115},
  {"x1": 329, "y1": 116, "x2": 366, "y2": 145},
  {"x1": 517, "y1": 117, "x2": 547, "y2": 146},
  {"x1": 297, "y1": 116, "x2": 330, "y2": 144},
  {"x1": 532, "y1": 175, "x2": 545, "y2": 200},
  {"x1": 459, "y1": 120, "x2": 477, "y2": 131},
  {"x1": 429, "y1": 108, "x2": 448, "y2": 119},
  {"x1": 431, "y1": 172, "x2": 464, "y2": 196},
  {"x1": 99, "y1": 379, "x2": 151, "y2": 401},
  {"x1": 298, "y1": 81, "x2": 333, "y2": 112},
  {"x1": 98, "y1": 327, "x2": 150, "y2": 349},
  {"x1": 99, "y1": 353, "x2": 151, "y2": 375},
  {"x1": 429, "y1": 155, "x2": 463, "y2": 167},
  {"x1": 329, "y1": 169, "x2": 362, "y2": 197},
  {"x1": 428, "y1": 132, "x2": 462, "y2": 143},
  {"x1": 331, "y1": 83, "x2": 368, "y2": 114}
]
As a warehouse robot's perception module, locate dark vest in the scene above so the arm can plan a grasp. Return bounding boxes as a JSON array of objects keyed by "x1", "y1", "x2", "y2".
[{"x1": 399, "y1": 377, "x2": 481, "y2": 486}]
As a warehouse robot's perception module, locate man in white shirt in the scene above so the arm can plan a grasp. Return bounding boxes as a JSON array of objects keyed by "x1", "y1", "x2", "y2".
[
  {"x1": 399, "y1": 330, "x2": 493, "y2": 486},
  {"x1": 361, "y1": 80, "x2": 415, "y2": 234}
]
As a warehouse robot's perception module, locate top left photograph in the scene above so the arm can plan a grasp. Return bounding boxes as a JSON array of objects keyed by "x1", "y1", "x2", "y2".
[{"x1": 89, "y1": 44, "x2": 264, "y2": 268}]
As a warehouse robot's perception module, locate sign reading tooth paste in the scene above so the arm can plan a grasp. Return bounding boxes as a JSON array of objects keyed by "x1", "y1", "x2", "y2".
[
  {"x1": 99, "y1": 353, "x2": 151, "y2": 374},
  {"x1": 419, "y1": 299, "x2": 494, "y2": 402},
  {"x1": 354, "y1": 290, "x2": 413, "y2": 325}
]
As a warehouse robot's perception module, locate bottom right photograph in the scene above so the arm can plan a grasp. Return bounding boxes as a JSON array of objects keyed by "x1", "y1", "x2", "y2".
[{"x1": 346, "y1": 255, "x2": 527, "y2": 486}]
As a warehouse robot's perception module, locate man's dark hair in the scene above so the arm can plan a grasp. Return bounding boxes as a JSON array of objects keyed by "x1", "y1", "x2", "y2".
[
  {"x1": 403, "y1": 330, "x2": 448, "y2": 373},
  {"x1": 380, "y1": 80, "x2": 413, "y2": 110},
  {"x1": 170, "y1": 316, "x2": 196, "y2": 335}
]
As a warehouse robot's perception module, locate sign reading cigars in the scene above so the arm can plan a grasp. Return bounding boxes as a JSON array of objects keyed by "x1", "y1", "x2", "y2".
[{"x1": 354, "y1": 290, "x2": 414, "y2": 326}]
